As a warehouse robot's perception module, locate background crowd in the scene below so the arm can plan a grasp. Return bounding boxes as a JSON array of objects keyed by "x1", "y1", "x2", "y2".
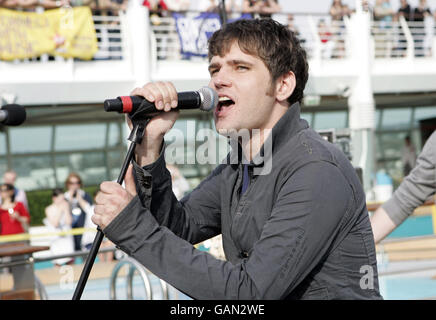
[
  {"x1": 0, "y1": 0, "x2": 435, "y2": 263},
  {"x1": 0, "y1": 169, "x2": 115, "y2": 265},
  {"x1": 0, "y1": 163, "x2": 192, "y2": 265},
  {"x1": 1, "y1": 0, "x2": 436, "y2": 59},
  {"x1": 0, "y1": 0, "x2": 128, "y2": 11}
]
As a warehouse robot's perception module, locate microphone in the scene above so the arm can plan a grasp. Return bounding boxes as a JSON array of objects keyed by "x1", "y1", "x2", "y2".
[
  {"x1": 0, "y1": 104, "x2": 26, "y2": 126},
  {"x1": 104, "y1": 87, "x2": 218, "y2": 118}
]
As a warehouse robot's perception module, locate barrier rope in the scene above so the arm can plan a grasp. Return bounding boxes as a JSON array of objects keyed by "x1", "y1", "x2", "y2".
[{"x1": 0, "y1": 227, "x2": 97, "y2": 243}]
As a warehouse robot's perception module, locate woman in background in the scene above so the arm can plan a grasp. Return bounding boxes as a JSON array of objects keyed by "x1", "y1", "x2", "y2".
[
  {"x1": 64, "y1": 173, "x2": 92, "y2": 251},
  {"x1": 44, "y1": 188, "x2": 75, "y2": 266},
  {"x1": 0, "y1": 183, "x2": 30, "y2": 235}
]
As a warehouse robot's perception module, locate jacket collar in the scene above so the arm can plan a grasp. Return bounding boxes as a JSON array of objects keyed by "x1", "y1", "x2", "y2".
[{"x1": 229, "y1": 102, "x2": 308, "y2": 168}]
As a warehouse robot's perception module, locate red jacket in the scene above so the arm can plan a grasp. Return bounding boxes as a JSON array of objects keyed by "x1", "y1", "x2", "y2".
[{"x1": 0, "y1": 202, "x2": 30, "y2": 235}]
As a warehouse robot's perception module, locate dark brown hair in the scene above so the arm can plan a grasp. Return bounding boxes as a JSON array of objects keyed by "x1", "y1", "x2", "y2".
[
  {"x1": 52, "y1": 188, "x2": 64, "y2": 197},
  {"x1": 208, "y1": 18, "x2": 309, "y2": 106},
  {"x1": 1, "y1": 183, "x2": 15, "y2": 202}
]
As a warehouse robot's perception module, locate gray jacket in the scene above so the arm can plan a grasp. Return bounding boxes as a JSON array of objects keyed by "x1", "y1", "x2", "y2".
[
  {"x1": 382, "y1": 131, "x2": 436, "y2": 225},
  {"x1": 103, "y1": 103, "x2": 382, "y2": 300}
]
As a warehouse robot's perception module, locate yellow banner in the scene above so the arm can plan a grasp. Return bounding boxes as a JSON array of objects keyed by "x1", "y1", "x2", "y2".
[{"x1": 0, "y1": 7, "x2": 98, "y2": 60}]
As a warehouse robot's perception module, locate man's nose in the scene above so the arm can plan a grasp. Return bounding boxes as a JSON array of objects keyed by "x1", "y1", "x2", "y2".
[{"x1": 212, "y1": 72, "x2": 232, "y2": 89}]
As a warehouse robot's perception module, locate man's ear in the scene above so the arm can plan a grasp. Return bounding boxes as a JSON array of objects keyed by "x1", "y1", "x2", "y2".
[{"x1": 275, "y1": 71, "x2": 296, "y2": 103}]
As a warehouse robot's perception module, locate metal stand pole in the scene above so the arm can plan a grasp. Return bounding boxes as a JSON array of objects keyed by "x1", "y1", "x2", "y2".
[
  {"x1": 218, "y1": 0, "x2": 227, "y2": 25},
  {"x1": 72, "y1": 120, "x2": 148, "y2": 300}
]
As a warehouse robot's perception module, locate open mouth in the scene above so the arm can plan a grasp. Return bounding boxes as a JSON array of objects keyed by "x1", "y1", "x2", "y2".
[{"x1": 217, "y1": 96, "x2": 235, "y2": 112}]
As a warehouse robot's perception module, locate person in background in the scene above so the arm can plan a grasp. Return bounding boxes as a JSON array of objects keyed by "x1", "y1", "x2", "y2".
[
  {"x1": 361, "y1": 0, "x2": 373, "y2": 15},
  {"x1": 371, "y1": 131, "x2": 436, "y2": 243},
  {"x1": 402, "y1": 135, "x2": 416, "y2": 177},
  {"x1": 287, "y1": 14, "x2": 305, "y2": 47},
  {"x1": 374, "y1": 0, "x2": 394, "y2": 22},
  {"x1": 329, "y1": 0, "x2": 350, "y2": 58},
  {"x1": 37, "y1": 0, "x2": 70, "y2": 9},
  {"x1": 242, "y1": 0, "x2": 280, "y2": 19},
  {"x1": 1, "y1": 169, "x2": 28, "y2": 212},
  {"x1": 0, "y1": 0, "x2": 21, "y2": 8},
  {"x1": 393, "y1": 0, "x2": 411, "y2": 57},
  {"x1": 0, "y1": 183, "x2": 30, "y2": 235},
  {"x1": 329, "y1": 0, "x2": 350, "y2": 22},
  {"x1": 165, "y1": 0, "x2": 190, "y2": 12},
  {"x1": 373, "y1": 0, "x2": 395, "y2": 58},
  {"x1": 398, "y1": 0, "x2": 411, "y2": 21},
  {"x1": 44, "y1": 188, "x2": 74, "y2": 266},
  {"x1": 64, "y1": 173, "x2": 92, "y2": 251},
  {"x1": 107, "y1": 0, "x2": 128, "y2": 11},
  {"x1": 412, "y1": 0, "x2": 432, "y2": 57},
  {"x1": 287, "y1": 13, "x2": 299, "y2": 36},
  {"x1": 318, "y1": 19, "x2": 335, "y2": 59},
  {"x1": 225, "y1": 0, "x2": 242, "y2": 15},
  {"x1": 69, "y1": 0, "x2": 93, "y2": 7}
]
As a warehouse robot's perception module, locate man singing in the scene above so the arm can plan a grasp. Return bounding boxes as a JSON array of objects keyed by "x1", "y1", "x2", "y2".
[{"x1": 92, "y1": 19, "x2": 382, "y2": 299}]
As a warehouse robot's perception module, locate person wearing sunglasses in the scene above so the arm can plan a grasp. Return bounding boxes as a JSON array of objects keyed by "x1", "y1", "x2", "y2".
[{"x1": 64, "y1": 173, "x2": 93, "y2": 252}]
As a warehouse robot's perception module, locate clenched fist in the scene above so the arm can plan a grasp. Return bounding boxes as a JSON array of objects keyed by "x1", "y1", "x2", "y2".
[{"x1": 92, "y1": 165, "x2": 137, "y2": 230}]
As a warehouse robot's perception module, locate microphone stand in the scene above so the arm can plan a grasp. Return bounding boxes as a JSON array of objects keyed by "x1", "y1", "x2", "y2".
[
  {"x1": 72, "y1": 118, "x2": 150, "y2": 300},
  {"x1": 218, "y1": 0, "x2": 227, "y2": 25}
]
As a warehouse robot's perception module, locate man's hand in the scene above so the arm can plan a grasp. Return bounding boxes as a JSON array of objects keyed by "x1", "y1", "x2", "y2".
[
  {"x1": 92, "y1": 165, "x2": 137, "y2": 230},
  {"x1": 128, "y1": 82, "x2": 180, "y2": 167}
]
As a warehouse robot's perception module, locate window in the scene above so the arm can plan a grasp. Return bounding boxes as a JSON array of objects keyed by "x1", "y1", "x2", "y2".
[
  {"x1": 378, "y1": 132, "x2": 407, "y2": 159},
  {"x1": 380, "y1": 108, "x2": 412, "y2": 131},
  {"x1": 55, "y1": 124, "x2": 106, "y2": 151},
  {"x1": 0, "y1": 157, "x2": 7, "y2": 176},
  {"x1": 55, "y1": 152, "x2": 106, "y2": 187},
  {"x1": 108, "y1": 122, "x2": 122, "y2": 147},
  {"x1": 0, "y1": 131, "x2": 6, "y2": 155},
  {"x1": 107, "y1": 150, "x2": 124, "y2": 181},
  {"x1": 9, "y1": 126, "x2": 52, "y2": 154},
  {"x1": 11, "y1": 155, "x2": 55, "y2": 190},
  {"x1": 414, "y1": 107, "x2": 436, "y2": 125},
  {"x1": 313, "y1": 111, "x2": 347, "y2": 130},
  {"x1": 300, "y1": 112, "x2": 313, "y2": 127}
]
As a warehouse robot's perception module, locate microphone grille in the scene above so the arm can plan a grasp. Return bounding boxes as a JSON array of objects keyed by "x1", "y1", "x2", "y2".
[
  {"x1": 198, "y1": 87, "x2": 218, "y2": 111},
  {"x1": 1, "y1": 104, "x2": 26, "y2": 126}
]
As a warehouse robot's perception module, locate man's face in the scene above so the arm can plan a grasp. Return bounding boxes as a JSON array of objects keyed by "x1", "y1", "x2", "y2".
[
  {"x1": 67, "y1": 177, "x2": 81, "y2": 192},
  {"x1": 3, "y1": 172, "x2": 16, "y2": 185},
  {"x1": 208, "y1": 42, "x2": 278, "y2": 135}
]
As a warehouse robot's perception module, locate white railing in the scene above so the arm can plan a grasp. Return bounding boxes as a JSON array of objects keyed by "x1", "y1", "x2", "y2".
[
  {"x1": 150, "y1": 17, "x2": 182, "y2": 61},
  {"x1": 305, "y1": 16, "x2": 350, "y2": 60},
  {"x1": 149, "y1": 12, "x2": 436, "y2": 62},
  {"x1": 5, "y1": 10, "x2": 434, "y2": 66},
  {"x1": 92, "y1": 14, "x2": 127, "y2": 61},
  {"x1": 149, "y1": 13, "x2": 350, "y2": 62},
  {"x1": 371, "y1": 18, "x2": 435, "y2": 59},
  {"x1": 3, "y1": 13, "x2": 127, "y2": 63}
]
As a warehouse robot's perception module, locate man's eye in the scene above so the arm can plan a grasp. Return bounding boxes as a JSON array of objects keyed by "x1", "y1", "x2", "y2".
[{"x1": 237, "y1": 66, "x2": 248, "y2": 71}]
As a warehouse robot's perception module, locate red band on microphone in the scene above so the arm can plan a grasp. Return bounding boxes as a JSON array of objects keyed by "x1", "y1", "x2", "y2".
[{"x1": 120, "y1": 96, "x2": 133, "y2": 113}]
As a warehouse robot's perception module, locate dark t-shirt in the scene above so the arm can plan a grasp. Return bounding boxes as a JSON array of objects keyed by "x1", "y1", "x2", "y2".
[
  {"x1": 414, "y1": 7, "x2": 431, "y2": 22},
  {"x1": 248, "y1": 0, "x2": 278, "y2": 18},
  {"x1": 398, "y1": 4, "x2": 411, "y2": 21}
]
